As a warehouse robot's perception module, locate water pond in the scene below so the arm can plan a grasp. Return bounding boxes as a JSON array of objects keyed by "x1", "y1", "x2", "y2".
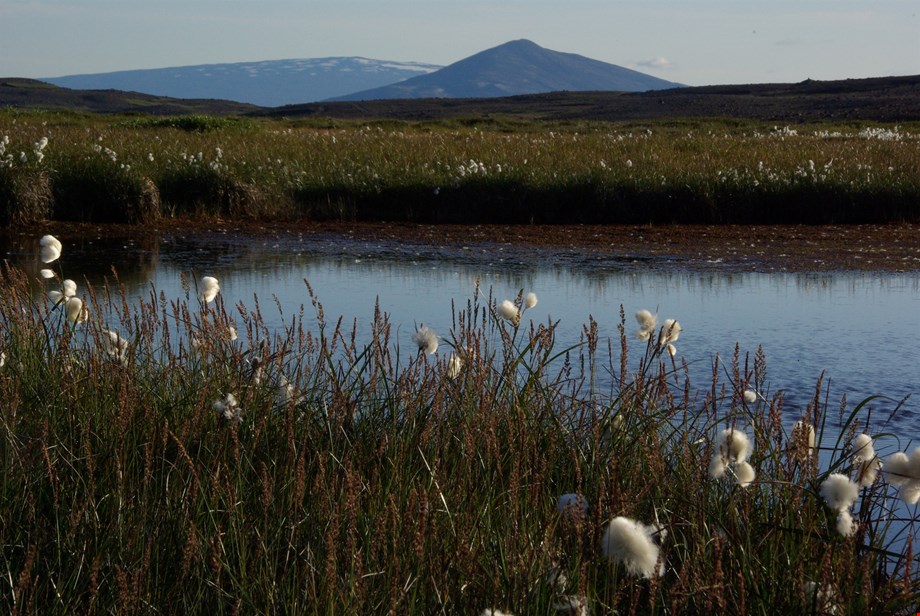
[{"x1": 4, "y1": 228, "x2": 919, "y2": 447}]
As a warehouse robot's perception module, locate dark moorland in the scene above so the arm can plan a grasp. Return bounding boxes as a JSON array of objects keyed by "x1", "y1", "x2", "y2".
[
  {"x1": 270, "y1": 75, "x2": 920, "y2": 123},
  {"x1": 0, "y1": 78, "x2": 259, "y2": 116},
  {"x1": 2, "y1": 74, "x2": 920, "y2": 122}
]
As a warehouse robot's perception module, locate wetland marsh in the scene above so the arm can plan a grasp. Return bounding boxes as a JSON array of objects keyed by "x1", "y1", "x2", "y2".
[{"x1": 2, "y1": 111, "x2": 920, "y2": 614}]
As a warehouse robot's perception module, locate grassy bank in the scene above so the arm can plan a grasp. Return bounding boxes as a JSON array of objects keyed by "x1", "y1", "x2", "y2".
[
  {"x1": 2, "y1": 110, "x2": 919, "y2": 226},
  {"x1": 1, "y1": 234, "x2": 918, "y2": 614}
]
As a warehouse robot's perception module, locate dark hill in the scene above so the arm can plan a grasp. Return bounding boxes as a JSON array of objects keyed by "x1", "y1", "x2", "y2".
[
  {"x1": 0, "y1": 78, "x2": 257, "y2": 115},
  {"x1": 331, "y1": 39, "x2": 682, "y2": 100},
  {"x1": 272, "y1": 75, "x2": 920, "y2": 123}
]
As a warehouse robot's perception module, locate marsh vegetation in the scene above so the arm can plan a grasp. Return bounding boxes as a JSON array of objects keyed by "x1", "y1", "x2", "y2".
[
  {"x1": 2, "y1": 111, "x2": 919, "y2": 226},
  {"x1": 1, "y1": 234, "x2": 919, "y2": 614}
]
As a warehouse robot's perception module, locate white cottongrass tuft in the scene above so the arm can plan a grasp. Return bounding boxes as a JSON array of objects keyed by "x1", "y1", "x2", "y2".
[
  {"x1": 835, "y1": 510, "x2": 857, "y2": 538},
  {"x1": 709, "y1": 457, "x2": 731, "y2": 479},
  {"x1": 635, "y1": 309, "x2": 657, "y2": 340},
  {"x1": 0, "y1": 351, "x2": 6, "y2": 369},
  {"x1": 249, "y1": 357, "x2": 264, "y2": 385},
  {"x1": 851, "y1": 433, "x2": 881, "y2": 487},
  {"x1": 497, "y1": 299, "x2": 520, "y2": 326},
  {"x1": 39, "y1": 268, "x2": 55, "y2": 279},
  {"x1": 820, "y1": 473, "x2": 860, "y2": 537},
  {"x1": 480, "y1": 610, "x2": 514, "y2": 616},
  {"x1": 851, "y1": 433, "x2": 875, "y2": 464},
  {"x1": 743, "y1": 389, "x2": 758, "y2": 404},
  {"x1": 601, "y1": 516, "x2": 664, "y2": 578},
  {"x1": 101, "y1": 330, "x2": 129, "y2": 365},
  {"x1": 64, "y1": 297, "x2": 86, "y2": 323},
  {"x1": 719, "y1": 429, "x2": 752, "y2": 462},
  {"x1": 710, "y1": 428, "x2": 755, "y2": 486},
  {"x1": 544, "y1": 565, "x2": 568, "y2": 593},
  {"x1": 658, "y1": 318, "x2": 682, "y2": 345},
  {"x1": 49, "y1": 279, "x2": 78, "y2": 303},
  {"x1": 665, "y1": 343, "x2": 677, "y2": 358},
  {"x1": 200, "y1": 276, "x2": 220, "y2": 303},
  {"x1": 446, "y1": 353, "x2": 464, "y2": 379},
  {"x1": 276, "y1": 374, "x2": 303, "y2": 408},
  {"x1": 820, "y1": 473, "x2": 859, "y2": 512},
  {"x1": 790, "y1": 420, "x2": 816, "y2": 459},
  {"x1": 885, "y1": 447, "x2": 920, "y2": 504},
  {"x1": 213, "y1": 393, "x2": 242, "y2": 424},
  {"x1": 524, "y1": 291, "x2": 538, "y2": 310},
  {"x1": 855, "y1": 457, "x2": 882, "y2": 488},
  {"x1": 804, "y1": 581, "x2": 838, "y2": 614},
  {"x1": 733, "y1": 461, "x2": 757, "y2": 488},
  {"x1": 412, "y1": 324, "x2": 439, "y2": 354},
  {"x1": 39, "y1": 235, "x2": 62, "y2": 264}
]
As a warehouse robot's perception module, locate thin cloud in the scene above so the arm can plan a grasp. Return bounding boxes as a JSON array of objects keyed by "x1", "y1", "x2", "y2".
[{"x1": 637, "y1": 57, "x2": 672, "y2": 70}]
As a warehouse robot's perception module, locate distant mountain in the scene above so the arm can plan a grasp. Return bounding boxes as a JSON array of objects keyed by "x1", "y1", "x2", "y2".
[
  {"x1": 43, "y1": 58, "x2": 442, "y2": 107},
  {"x1": 331, "y1": 39, "x2": 682, "y2": 101}
]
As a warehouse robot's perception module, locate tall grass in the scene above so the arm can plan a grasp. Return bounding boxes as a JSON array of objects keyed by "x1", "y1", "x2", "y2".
[
  {"x1": 1, "y1": 110, "x2": 919, "y2": 225},
  {"x1": 1, "y1": 236, "x2": 918, "y2": 614}
]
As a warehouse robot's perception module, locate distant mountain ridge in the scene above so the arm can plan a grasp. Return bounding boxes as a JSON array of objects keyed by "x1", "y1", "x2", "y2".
[
  {"x1": 40, "y1": 40, "x2": 680, "y2": 106},
  {"x1": 43, "y1": 57, "x2": 442, "y2": 107},
  {"x1": 332, "y1": 39, "x2": 682, "y2": 100}
]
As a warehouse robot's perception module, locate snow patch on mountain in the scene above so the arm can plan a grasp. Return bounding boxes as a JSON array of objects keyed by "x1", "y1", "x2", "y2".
[{"x1": 44, "y1": 57, "x2": 443, "y2": 106}]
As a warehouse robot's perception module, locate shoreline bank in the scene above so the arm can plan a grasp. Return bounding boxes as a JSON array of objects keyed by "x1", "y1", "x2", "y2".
[{"x1": 10, "y1": 220, "x2": 920, "y2": 273}]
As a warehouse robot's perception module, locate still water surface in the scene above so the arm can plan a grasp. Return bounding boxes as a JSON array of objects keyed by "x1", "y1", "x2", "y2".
[{"x1": 7, "y1": 230, "x2": 920, "y2": 444}]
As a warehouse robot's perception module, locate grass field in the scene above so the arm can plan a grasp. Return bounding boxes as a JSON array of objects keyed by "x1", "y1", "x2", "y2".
[
  {"x1": 2, "y1": 110, "x2": 919, "y2": 227},
  {"x1": 1, "y1": 234, "x2": 919, "y2": 614}
]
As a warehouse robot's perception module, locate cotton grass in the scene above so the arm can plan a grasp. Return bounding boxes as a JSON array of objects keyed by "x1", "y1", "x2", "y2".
[
  {"x1": 200, "y1": 275, "x2": 220, "y2": 303},
  {"x1": 412, "y1": 324, "x2": 439, "y2": 354},
  {"x1": 885, "y1": 447, "x2": 920, "y2": 504},
  {"x1": 851, "y1": 433, "x2": 881, "y2": 487},
  {"x1": 820, "y1": 473, "x2": 859, "y2": 537},
  {"x1": 524, "y1": 291, "x2": 538, "y2": 310},
  {"x1": 39, "y1": 234, "x2": 62, "y2": 263},
  {"x1": 213, "y1": 392, "x2": 242, "y2": 424},
  {"x1": 446, "y1": 353, "x2": 464, "y2": 379},
  {"x1": 100, "y1": 329, "x2": 129, "y2": 365},
  {"x1": 64, "y1": 296, "x2": 86, "y2": 323},
  {"x1": 497, "y1": 299, "x2": 520, "y2": 326},
  {"x1": 601, "y1": 516, "x2": 664, "y2": 578},
  {"x1": 635, "y1": 308, "x2": 657, "y2": 341},
  {"x1": 710, "y1": 428, "x2": 756, "y2": 487}
]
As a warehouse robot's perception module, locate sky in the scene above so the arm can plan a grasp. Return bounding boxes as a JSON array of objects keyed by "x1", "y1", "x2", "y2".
[{"x1": 2, "y1": 1, "x2": 918, "y2": 86}]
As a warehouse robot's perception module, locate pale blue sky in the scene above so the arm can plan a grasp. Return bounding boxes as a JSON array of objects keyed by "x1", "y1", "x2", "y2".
[{"x1": 2, "y1": 1, "x2": 917, "y2": 86}]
